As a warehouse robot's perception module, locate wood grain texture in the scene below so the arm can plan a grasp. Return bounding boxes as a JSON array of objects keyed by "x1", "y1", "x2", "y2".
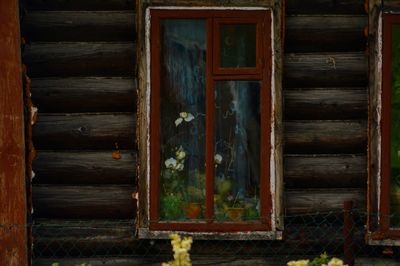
[
  {"x1": 23, "y1": 42, "x2": 135, "y2": 77},
  {"x1": 32, "y1": 185, "x2": 363, "y2": 218},
  {"x1": 33, "y1": 151, "x2": 136, "y2": 184},
  {"x1": 284, "y1": 88, "x2": 367, "y2": 120},
  {"x1": 284, "y1": 120, "x2": 367, "y2": 153},
  {"x1": 23, "y1": 11, "x2": 135, "y2": 41},
  {"x1": 33, "y1": 113, "x2": 136, "y2": 150},
  {"x1": 286, "y1": 16, "x2": 367, "y2": 52},
  {"x1": 367, "y1": 0, "x2": 382, "y2": 230},
  {"x1": 31, "y1": 77, "x2": 136, "y2": 113},
  {"x1": 26, "y1": 0, "x2": 135, "y2": 10},
  {"x1": 286, "y1": 0, "x2": 365, "y2": 15},
  {"x1": 33, "y1": 185, "x2": 135, "y2": 219},
  {"x1": 33, "y1": 151, "x2": 365, "y2": 188},
  {"x1": 0, "y1": 0, "x2": 28, "y2": 264},
  {"x1": 285, "y1": 188, "x2": 365, "y2": 215},
  {"x1": 284, "y1": 154, "x2": 366, "y2": 188},
  {"x1": 284, "y1": 52, "x2": 368, "y2": 88}
]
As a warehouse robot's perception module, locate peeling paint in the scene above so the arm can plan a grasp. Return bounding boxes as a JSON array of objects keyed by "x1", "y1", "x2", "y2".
[{"x1": 143, "y1": 5, "x2": 279, "y2": 237}]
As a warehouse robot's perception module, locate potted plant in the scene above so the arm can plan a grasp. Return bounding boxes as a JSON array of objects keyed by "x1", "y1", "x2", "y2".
[
  {"x1": 160, "y1": 193, "x2": 184, "y2": 220},
  {"x1": 185, "y1": 171, "x2": 205, "y2": 219},
  {"x1": 225, "y1": 192, "x2": 245, "y2": 221}
]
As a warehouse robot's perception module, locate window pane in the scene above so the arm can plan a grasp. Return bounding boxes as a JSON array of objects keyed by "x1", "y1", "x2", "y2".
[
  {"x1": 214, "y1": 81, "x2": 261, "y2": 221},
  {"x1": 159, "y1": 19, "x2": 206, "y2": 221},
  {"x1": 220, "y1": 24, "x2": 256, "y2": 68},
  {"x1": 391, "y1": 25, "x2": 400, "y2": 226}
]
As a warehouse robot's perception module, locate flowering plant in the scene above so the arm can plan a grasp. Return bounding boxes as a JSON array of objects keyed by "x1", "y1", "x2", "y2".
[
  {"x1": 162, "y1": 234, "x2": 193, "y2": 266},
  {"x1": 287, "y1": 253, "x2": 348, "y2": 266}
]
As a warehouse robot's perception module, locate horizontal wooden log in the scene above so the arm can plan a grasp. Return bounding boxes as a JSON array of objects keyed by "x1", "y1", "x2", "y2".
[
  {"x1": 284, "y1": 88, "x2": 367, "y2": 120},
  {"x1": 33, "y1": 113, "x2": 136, "y2": 150},
  {"x1": 32, "y1": 216, "x2": 366, "y2": 257},
  {"x1": 285, "y1": 188, "x2": 365, "y2": 215},
  {"x1": 284, "y1": 120, "x2": 367, "y2": 153},
  {"x1": 284, "y1": 154, "x2": 366, "y2": 188},
  {"x1": 32, "y1": 150, "x2": 366, "y2": 188},
  {"x1": 23, "y1": 11, "x2": 135, "y2": 41},
  {"x1": 286, "y1": 0, "x2": 365, "y2": 15},
  {"x1": 33, "y1": 150, "x2": 136, "y2": 184},
  {"x1": 31, "y1": 77, "x2": 136, "y2": 113},
  {"x1": 33, "y1": 258, "x2": 293, "y2": 266},
  {"x1": 284, "y1": 53, "x2": 368, "y2": 88},
  {"x1": 23, "y1": 42, "x2": 135, "y2": 77},
  {"x1": 33, "y1": 185, "x2": 364, "y2": 219},
  {"x1": 26, "y1": 0, "x2": 135, "y2": 10},
  {"x1": 285, "y1": 16, "x2": 367, "y2": 52},
  {"x1": 33, "y1": 185, "x2": 135, "y2": 219},
  {"x1": 35, "y1": 257, "x2": 391, "y2": 266}
]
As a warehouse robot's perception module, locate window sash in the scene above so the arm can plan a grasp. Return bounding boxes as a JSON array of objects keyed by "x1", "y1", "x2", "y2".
[{"x1": 149, "y1": 9, "x2": 272, "y2": 232}]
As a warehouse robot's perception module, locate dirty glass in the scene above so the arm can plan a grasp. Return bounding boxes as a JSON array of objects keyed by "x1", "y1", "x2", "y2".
[
  {"x1": 391, "y1": 25, "x2": 400, "y2": 226},
  {"x1": 159, "y1": 19, "x2": 207, "y2": 221},
  {"x1": 220, "y1": 24, "x2": 257, "y2": 68},
  {"x1": 214, "y1": 81, "x2": 261, "y2": 221}
]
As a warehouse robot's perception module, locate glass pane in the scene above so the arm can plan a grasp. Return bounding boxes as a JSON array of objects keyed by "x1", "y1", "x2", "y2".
[
  {"x1": 159, "y1": 19, "x2": 206, "y2": 221},
  {"x1": 220, "y1": 24, "x2": 256, "y2": 68},
  {"x1": 391, "y1": 25, "x2": 400, "y2": 226},
  {"x1": 214, "y1": 81, "x2": 261, "y2": 221}
]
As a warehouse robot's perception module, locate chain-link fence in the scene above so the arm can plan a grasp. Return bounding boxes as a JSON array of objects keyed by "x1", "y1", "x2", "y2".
[{"x1": 1, "y1": 207, "x2": 390, "y2": 265}]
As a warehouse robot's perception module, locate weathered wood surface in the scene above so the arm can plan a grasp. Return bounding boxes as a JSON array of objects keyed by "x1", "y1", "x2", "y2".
[
  {"x1": 23, "y1": 42, "x2": 135, "y2": 77},
  {"x1": 285, "y1": 188, "x2": 365, "y2": 215},
  {"x1": 0, "y1": 0, "x2": 28, "y2": 264},
  {"x1": 368, "y1": 0, "x2": 382, "y2": 229},
  {"x1": 33, "y1": 113, "x2": 136, "y2": 150},
  {"x1": 31, "y1": 219, "x2": 366, "y2": 258},
  {"x1": 286, "y1": 16, "x2": 367, "y2": 52},
  {"x1": 284, "y1": 154, "x2": 366, "y2": 188},
  {"x1": 32, "y1": 151, "x2": 365, "y2": 188},
  {"x1": 33, "y1": 185, "x2": 135, "y2": 219},
  {"x1": 33, "y1": 151, "x2": 136, "y2": 184},
  {"x1": 284, "y1": 120, "x2": 367, "y2": 153},
  {"x1": 26, "y1": 0, "x2": 135, "y2": 10},
  {"x1": 24, "y1": 51, "x2": 368, "y2": 87},
  {"x1": 23, "y1": 11, "x2": 135, "y2": 41},
  {"x1": 33, "y1": 185, "x2": 364, "y2": 218},
  {"x1": 284, "y1": 88, "x2": 367, "y2": 120},
  {"x1": 286, "y1": 0, "x2": 365, "y2": 15},
  {"x1": 284, "y1": 52, "x2": 368, "y2": 88},
  {"x1": 31, "y1": 77, "x2": 136, "y2": 113}
]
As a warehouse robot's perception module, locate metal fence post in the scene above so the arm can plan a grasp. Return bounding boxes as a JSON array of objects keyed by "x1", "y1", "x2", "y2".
[{"x1": 344, "y1": 200, "x2": 355, "y2": 266}]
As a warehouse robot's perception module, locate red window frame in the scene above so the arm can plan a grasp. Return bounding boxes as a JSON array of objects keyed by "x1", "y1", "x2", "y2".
[
  {"x1": 372, "y1": 14, "x2": 400, "y2": 239},
  {"x1": 149, "y1": 9, "x2": 272, "y2": 232}
]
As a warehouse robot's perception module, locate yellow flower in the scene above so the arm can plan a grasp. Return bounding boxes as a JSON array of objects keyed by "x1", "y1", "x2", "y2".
[
  {"x1": 327, "y1": 258, "x2": 347, "y2": 266},
  {"x1": 287, "y1": 260, "x2": 309, "y2": 266}
]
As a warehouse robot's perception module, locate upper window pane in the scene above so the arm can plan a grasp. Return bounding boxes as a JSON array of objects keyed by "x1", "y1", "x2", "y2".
[
  {"x1": 159, "y1": 19, "x2": 207, "y2": 221},
  {"x1": 220, "y1": 24, "x2": 257, "y2": 68}
]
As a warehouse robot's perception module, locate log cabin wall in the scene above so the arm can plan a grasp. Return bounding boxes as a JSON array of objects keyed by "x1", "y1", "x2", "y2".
[{"x1": 22, "y1": 0, "x2": 368, "y2": 261}]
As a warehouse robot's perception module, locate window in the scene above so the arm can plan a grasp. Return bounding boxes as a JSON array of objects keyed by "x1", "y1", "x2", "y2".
[
  {"x1": 369, "y1": 13, "x2": 400, "y2": 242},
  {"x1": 137, "y1": 2, "x2": 282, "y2": 239}
]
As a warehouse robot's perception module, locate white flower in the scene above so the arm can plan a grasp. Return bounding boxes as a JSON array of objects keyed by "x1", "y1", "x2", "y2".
[
  {"x1": 214, "y1": 154, "x2": 223, "y2": 164},
  {"x1": 165, "y1": 158, "x2": 177, "y2": 169},
  {"x1": 176, "y1": 163, "x2": 184, "y2": 171},
  {"x1": 175, "y1": 117, "x2": 183, "y2": 126},
  {"x1": 176, "y1": 148, "x2": 186, "y2": 160},
  {"x1": 175, "y1": 112, "x2": 195, "y2": 126}
]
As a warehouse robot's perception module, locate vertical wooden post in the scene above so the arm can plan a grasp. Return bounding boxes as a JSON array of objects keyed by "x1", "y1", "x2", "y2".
[
  {"x1": 0, "y1": 0, "x2": 28, "y2": 265},
  {"x1": 344, "y1": 200, "x2": 355, "y2": 266}
]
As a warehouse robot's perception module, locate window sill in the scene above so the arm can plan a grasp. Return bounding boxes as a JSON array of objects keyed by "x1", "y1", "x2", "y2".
[{"x1": 138, "y1": 228, "x2": 283, "y2": 240}]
